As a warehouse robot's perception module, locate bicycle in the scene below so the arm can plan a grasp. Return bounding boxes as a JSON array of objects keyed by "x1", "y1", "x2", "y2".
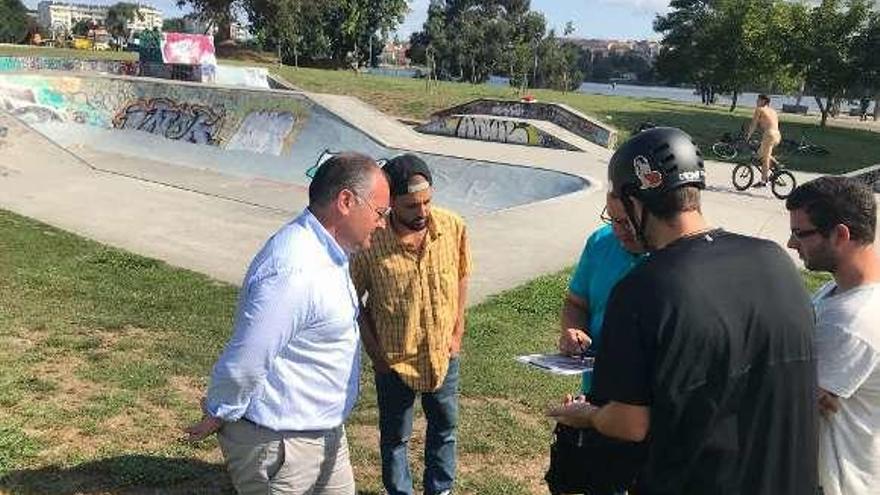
[
  {"x1": 731, "y1": 153, "x2": 797, "y2": 199},
  {"x1": 778, "y1": 133, "x2": 829, "y2": 156},
  {"x1": 711, "y1": 131, "x2": 756, "y2": 160}
]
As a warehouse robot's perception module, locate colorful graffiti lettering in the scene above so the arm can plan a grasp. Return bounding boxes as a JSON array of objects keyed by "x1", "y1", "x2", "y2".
[
  {"x1": 112, "y1": 98, "x2": 225, "y2": 145},
  {"x1": 0, "y1": 57, "x2": 139, "y2": 76}
]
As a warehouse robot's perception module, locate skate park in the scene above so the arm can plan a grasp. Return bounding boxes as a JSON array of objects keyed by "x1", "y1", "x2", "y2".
[{"x1": 0, "y1": 60, "x2": 836, "y2": 303}]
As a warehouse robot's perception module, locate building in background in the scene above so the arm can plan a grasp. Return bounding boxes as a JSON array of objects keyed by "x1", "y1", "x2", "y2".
[{"x1": 37, "y1": 2, "x2": 162, "y2": 36}]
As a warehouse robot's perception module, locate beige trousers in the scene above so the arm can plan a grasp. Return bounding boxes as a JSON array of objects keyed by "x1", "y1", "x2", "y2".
[{"x1": 218, "y1": 419, "x2": 355, "y2": 495}]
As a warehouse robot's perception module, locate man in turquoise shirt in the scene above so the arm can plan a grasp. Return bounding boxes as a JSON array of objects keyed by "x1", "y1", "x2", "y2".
[{"x1": 559, "y1": 193, "x2": 644, "y2": 393}]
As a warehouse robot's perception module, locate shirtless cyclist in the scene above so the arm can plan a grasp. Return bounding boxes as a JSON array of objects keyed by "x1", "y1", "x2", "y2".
[{"x1": 746, "y1": 94, "x2": 781, "y2": 188}]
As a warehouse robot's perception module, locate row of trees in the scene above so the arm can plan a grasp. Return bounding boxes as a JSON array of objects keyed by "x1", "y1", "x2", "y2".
[
  {"x1": 655, "y1": 0, "x2": 880, "y2": 125},
  {"x1": 406, "y1": 1, "x2": 584, "y2": 91},
  {"x1": 175, "y1": 0, "x2": 590, "y2": 91},
  {"x1": 172, "y1": 0, "x2": 408, "y2": 67}
]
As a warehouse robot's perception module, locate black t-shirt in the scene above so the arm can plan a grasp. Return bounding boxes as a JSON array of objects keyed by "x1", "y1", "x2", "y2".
[{"x1": 592, "y1": 230, "x2": 818, "y2": 495}]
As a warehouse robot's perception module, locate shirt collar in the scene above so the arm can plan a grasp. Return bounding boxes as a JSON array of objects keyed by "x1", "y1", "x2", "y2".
[{"x1": 301, "y1": 208, "x2": 349, "y2": 266}]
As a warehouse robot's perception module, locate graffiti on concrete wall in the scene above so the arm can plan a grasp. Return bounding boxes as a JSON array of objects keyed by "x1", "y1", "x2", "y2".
[
  {"x1": 0, "y1": 84, "x2": 66, "y2": 124},
  {"x1": 0, "y1": 72, "x2": 308, "y2": 154},
  {"x1": 113, "y1": 98, "x2": 225, "y2": 145},
  {"x1": 416, "y1": 115, "x2": 580, "y2": 151},
  {"x1": 161, "y1": 33, "x2": 217, "y2": 66},
  {"x1": 430, "y1": 99, "x2": 616, "y2": 149},
  {"x1": 0, "y1": 56, "x2": 139, "y2": 76},
  {"x1": 227, "y1": 111, "x2": 296, "y2": 155}
]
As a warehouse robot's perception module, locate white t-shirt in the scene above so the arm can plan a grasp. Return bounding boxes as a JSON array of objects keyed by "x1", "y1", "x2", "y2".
[{"x1": 813, "y1": 281, "x2": 880, "y2": 495}]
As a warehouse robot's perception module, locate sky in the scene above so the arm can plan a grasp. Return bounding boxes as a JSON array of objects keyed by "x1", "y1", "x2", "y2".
[
  {"x1": 25, "y1": 0, "x2": 668, "y2": 40},
  {"x1": 397, "y1": 0, "x2": 670, "y2": 41}
]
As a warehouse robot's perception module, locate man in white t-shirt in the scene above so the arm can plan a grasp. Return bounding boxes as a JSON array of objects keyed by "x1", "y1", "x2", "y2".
[{"x1": 786, "y1": 176, "x2": 880, "y2": 495}]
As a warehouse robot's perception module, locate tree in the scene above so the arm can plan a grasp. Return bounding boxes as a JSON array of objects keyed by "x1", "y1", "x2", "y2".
[
  {"x1": 792, "y1": 0, "x2": 872, "y2": 126},
  {"x1": 176, "y1": 0, "x2": 237, "y2": 42},
  {"x1": 243, "y1": 0, "x2": 407, "y2": 67},
  {"x1": 851, "y1": 9, "x2": 880, "y2": 120},
  {"x1": 106, "y1": 3, "x2": 144, "y2": 47},
  {"x1": 0, "y1": 0, "x2": 29, "y2": 44},
  {"x1": 71, "y1": 19, "x2": 95, "y2": 37},
  {"x1": 162, "y1": 17, "x2": 187, "y2": 33},
  {"x1": 655, "y1": 0, "x2": 803, "y2": 111}
]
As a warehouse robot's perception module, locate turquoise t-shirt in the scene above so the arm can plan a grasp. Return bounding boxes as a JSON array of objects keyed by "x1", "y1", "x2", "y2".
[{"x1": 568, "y1": 225, "x2": 642, "y2": 393}]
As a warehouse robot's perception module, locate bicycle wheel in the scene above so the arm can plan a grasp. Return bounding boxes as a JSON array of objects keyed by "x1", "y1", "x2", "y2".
[
  {"x1": 732, "y1": 163, "x2": 754, "y2": 191},
  {"x1": 771, "y1": 170, "x2": 797, "y2": 199},
  {"x1": 804, "y1": 144, "x2": 829, "y2": 156},
  {"x1": 713, "y1": 142, "x2": 737, "y2": 160}
]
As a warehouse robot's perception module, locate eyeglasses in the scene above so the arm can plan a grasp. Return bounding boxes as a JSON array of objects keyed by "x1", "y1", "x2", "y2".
[
  {"x1": 789, "y1": 228, "x2": 822, "y2": 240},
  {"x1": 600, "y1": 206, "x2": 631, "y2": 228},
  {"x1": 355, "y1": 193, "x2": 391, "y2": 220}
]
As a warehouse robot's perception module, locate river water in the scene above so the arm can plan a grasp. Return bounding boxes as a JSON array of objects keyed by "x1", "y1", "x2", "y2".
[{"x1": 368, "y1": 68, "x2": 836, "y2": 114}]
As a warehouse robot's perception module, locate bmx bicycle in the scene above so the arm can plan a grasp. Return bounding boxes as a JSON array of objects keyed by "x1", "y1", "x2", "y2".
[{"x1": 731, "y1": 153, "x2": 797, "y2": 199}]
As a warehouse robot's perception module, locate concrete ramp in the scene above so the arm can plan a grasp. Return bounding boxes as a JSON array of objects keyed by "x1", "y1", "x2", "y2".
[
  {"x1": 0, "y1": 72, "x2": 588, "y2": 218},
  {"x1": 427, "y1": 98, "x2": 617, "y2": 149},
  {"x1": 415, "y1": 114, "x2": 583, "y2": 151}
]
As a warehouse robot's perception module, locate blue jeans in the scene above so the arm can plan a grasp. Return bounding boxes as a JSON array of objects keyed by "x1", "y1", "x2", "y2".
[{"x1": 375, "y1": 357, "x2": 460, "y2": 495}]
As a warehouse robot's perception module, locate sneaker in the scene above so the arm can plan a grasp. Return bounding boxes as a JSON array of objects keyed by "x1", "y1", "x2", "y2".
[{"x1": 753, "y1": 181, "x2": 766, "y2": 188}]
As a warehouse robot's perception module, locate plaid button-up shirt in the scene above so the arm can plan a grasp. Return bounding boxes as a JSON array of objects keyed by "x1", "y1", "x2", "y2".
[{"x1": 351, "y1": 207, "x2": 471, "y2": 392}]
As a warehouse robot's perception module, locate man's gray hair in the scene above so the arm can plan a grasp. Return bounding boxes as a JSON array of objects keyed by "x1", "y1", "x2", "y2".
[{"x1": 308, "y1": 152, "x2": 381, "y2": 207}]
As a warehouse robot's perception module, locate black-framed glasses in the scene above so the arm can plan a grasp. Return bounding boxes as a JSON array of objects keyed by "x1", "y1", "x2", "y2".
[
  {"x1": 600, "y1": 206, "x2": 631, "y2": 229},
  {"x1": 790, "y1": 228, "x2": 822, "y2": 240}
]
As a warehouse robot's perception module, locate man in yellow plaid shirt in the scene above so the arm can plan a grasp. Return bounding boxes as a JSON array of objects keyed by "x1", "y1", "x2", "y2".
[{"x1": 351, "y1": 154, "x2": 471, "y2": 495}]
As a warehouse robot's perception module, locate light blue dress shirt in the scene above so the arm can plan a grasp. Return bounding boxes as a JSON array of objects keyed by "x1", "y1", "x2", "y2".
[{"x1": 206, "y1": 208, "x2": 361, "y2": 431}]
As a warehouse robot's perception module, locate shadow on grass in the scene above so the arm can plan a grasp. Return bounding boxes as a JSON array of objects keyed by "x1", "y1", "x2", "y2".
[{"x1": 0, "y1": 455, "x2": 233, "y2": 494}]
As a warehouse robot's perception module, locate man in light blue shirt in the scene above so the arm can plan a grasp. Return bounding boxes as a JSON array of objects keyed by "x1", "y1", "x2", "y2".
[
  {"x1": 184, "y1": 152, "x2": 391, "y2": 495},
  {"x1": 559, "y1": 193, "x2": 645, "y2": 394}
]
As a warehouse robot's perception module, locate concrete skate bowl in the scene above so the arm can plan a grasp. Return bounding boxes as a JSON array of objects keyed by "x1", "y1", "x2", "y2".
[{"x1": 0, "y1": 72, "x2": 588, "y2": 217}]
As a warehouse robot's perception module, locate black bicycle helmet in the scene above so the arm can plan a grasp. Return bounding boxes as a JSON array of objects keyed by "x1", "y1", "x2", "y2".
[{"x1": 608, "y1": 127, "x2": 705, "y2": 205}]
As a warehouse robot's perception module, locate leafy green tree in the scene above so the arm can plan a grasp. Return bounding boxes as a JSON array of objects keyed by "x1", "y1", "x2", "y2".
[
  {"x1": 0, "y1": 0, "x2": 29, "y2": 44},
  {"x1": 656, "y1": 0, "x2": 803, "y2": 111},
  {"x1": 793, "y1": 0, "x2": 872, "y2": 126},
  {"x1": 162, "y1": 17, "x2": 187, "y2": 33},
  {"x1": 176, "y1": 0, "x2": 236, "y2": 41},
  {"x1": 851, "y1": 9, "x2": 880, "y2": 120},
  {"x1": 71, "y1": 18, "x2": 95, "y2": 37},
  {"x1": 243, "y1": 0, "x2": 406, "y2": 67},
  {"x1": 106, "y1": 3, "x2": 144, "y2": 47}
]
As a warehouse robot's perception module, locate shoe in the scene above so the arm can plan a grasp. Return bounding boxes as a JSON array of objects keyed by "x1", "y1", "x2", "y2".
[{"x1": 753, "y1": 181, "x2": 766, "y2": 188}]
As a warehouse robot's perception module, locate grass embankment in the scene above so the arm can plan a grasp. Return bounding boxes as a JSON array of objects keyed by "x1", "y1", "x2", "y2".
[
  {"x1": 0, "y1": 208, "x2": 833, "y2": 494},
  {"x1": 1, "y1": 44, "x2": 876, "y2": 173}
]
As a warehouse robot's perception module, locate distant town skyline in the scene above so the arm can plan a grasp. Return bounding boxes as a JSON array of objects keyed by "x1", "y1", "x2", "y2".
[{"x1": 25, "y1": 0, "x2": 668, "y2": 41}]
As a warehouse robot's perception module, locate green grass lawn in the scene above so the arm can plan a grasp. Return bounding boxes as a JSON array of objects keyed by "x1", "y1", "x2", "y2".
[
  {"x1": 0, "y1": 208, "x2": 832, "y2": 494},
  {"x1": 2, "y1": 44, "x2": 877, "y2": 174}
]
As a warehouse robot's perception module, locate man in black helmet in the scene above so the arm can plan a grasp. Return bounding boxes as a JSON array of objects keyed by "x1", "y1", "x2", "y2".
[{"x1": 549, "y1": 127, "x2": 818, "y2": 495}]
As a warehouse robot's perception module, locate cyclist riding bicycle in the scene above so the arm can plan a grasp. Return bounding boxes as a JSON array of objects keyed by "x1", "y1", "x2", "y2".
[{"x1": 745, "y1": 94, "x2": 781, "y2": 188}]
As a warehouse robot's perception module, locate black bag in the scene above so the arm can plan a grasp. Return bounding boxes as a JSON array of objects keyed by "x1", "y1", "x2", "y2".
[{"x1": 545, "y1": 423, "x2": 647, "y2": 495}]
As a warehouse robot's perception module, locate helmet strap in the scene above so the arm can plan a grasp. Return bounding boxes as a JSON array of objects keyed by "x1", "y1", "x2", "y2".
[{"x1": 622, "y1": 193, "x2": 653, "y2": 251}]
